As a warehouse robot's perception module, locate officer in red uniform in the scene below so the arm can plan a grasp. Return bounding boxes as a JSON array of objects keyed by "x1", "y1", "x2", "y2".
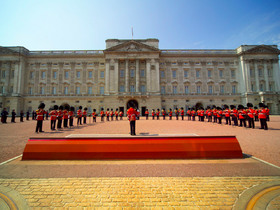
[
  {"x1": 213, "y1": 106, "x2": 217, "y2": 123},
  {"x1": 230, "y1": 105, "x2": 238, "y2": 126},
  {"x1": 92, "y1": 109, "x2": 97, "y2": 123},
  {"x1": 156, "y1": 109, "x2": 160, "y2": 120},
  {"x1": 206, "y1": 106, "x2": 212, "y2": 122},
  {"x1": 145, "y1": 109, "x2": 149, "y2": 120},
  {"x1": 100, "y1": 108, "x2": 105, "y2": 122},
  {"x1": 187, "y1": 109, "x2": 191, "y2": 121},
  {"x1": 224, "y1": 105, "x2": 231, "y2": 125},
  {"x1": 57, "y1": 105, "x2": 63, "y2": 129},
  {"x1": 77, "y1": 106, "x2": 83, "y2": 125},
  {"x1": 83, "y1": 108, "x2": 88, "y2": 124},
  {"x1": 191, "y1": 108, "x2": 196, "y2": 121},
  {"x1": 168, "y1": 108, "x2": 172, "y2": 120},
  {"x1": 247, "y1": 103, "x2": 255, "y2": 129},
  {"x1": 200, "y1": 108, "x2": 205, "y2": 122},
  {"x1": 119, "y1": 110, "x2": 123, "y2": 120},
  {"x1": 238, "y1": 105, "x2": 247, "y2": 127},
  {"x1": 106, "y1": 108, "x2": 110, "y2": 121},
  {"x1": 175, "y1": 108, "x2": 179, "y2": 120},
  {"x1": 63, "y1": 105, "x2": 69, "y2": 128},
  {"x1": 115, "y1": 109, "x2": 119, "y2": 120},
  {"x1": 152, "y1": 109, "x2": 155, "y2": 120},
  {"x1": 180, "y1": 107, "x2": 184, "y2": 120},
  {"x1": 68, "y1": 106, "x2": 75, "y2": 127},
  {"x1": 35, "y1": 103, "x2": 46, "y2": 133},
  {"x1": 216, "y1": 107, "x2": 222, "y2": 124},
  {"x1": 110, "y1": 109, "x2": 114, "y2": 121},
  {"x1": 49, "y1": 105, "x2": 58, "y2": 130},
  {"x1": 127, "y1": 106, "x2": 137, "y2": 135},
  {"x1": 162, "y1": 108, "x2": 166, "y2": 120},
  {"x1": 258, "y1": 103, "x2": 268, "y2": 130}
]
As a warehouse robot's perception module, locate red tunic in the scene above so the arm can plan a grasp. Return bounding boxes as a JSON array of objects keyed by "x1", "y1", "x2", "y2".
[
  {"x1": 49, "y1": 110, "x2": 57, "y2": 120},
  {"x1": 63, "y1": 110, "x2": 68, "y2": 119},
  {"x1": 258, "y1": 109, "x2": 267, "y2": 119},
  {"x1": 36, "y1": 109, "x2": 46, "y2": 121}
]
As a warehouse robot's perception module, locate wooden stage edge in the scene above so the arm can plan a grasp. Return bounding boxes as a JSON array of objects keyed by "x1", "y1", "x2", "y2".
[{"x1": 22, "y1": 135, "x2": 243, "y2": 160}]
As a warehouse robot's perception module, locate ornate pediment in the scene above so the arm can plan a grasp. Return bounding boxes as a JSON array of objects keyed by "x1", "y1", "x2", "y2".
[
  {"x1": 104, "y1": 40, "x2": 159, "y2": 53},
  {"x1": 242, "y1": 45, "x2": 280, "y2": 55}
]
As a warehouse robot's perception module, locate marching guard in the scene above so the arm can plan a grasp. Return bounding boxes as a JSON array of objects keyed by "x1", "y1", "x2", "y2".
[
  {"x1": 35, "y1": 103, "x2": 46, "y2": 133},
  {"x1": 106, "y1": 108, "x2": 110, "y2": 121},
  {"x1": 110, "y1": 109, "x2": 114, "y2": 121},
  {"x1": 175, "y1": 108, "x2": 179, "y2": 120},
  {"x1": 77, "y1": 106, "x2": 83, "y2": 125},
  {"x1": 156, "y1": 109, "x2": 160, "y2": 120},
  {"x1": 127, "y1": 106, "x2": 137, "y2": 136},
  {"x1": 63, "y1": 105, "x2": 69, "y2": 128},
  {"x1": 100, "y1": 108, "x2": 105, "y2": 122},
  {"x1": 92, "y1": 109, "x2": 97, "y2": 122},
  {"x1": 69, "y1": 106, "x2": 75, "y2": 127},
  {"x1": 119, "y1": 110, "x2": 123, "y2": 120},
  {"x1": 49, "y1": 105, "x2": 58, "y2": 130},
  {"x1": 162, "y1": 108, "x2": 166, "y2": 120},
  {"x1": 169, "y1": 108, "x2": 172, "y2": 120},
  {"x1": 180, "y1": 107, "x2": 184, "y2": 120},
  {"x1": 247, "y1": 103, "x2": 255, "y2": 129},
  {"x1": 145, "y1": 109, "x2": 149, "y2": 120},
  {"x1": 231, "y1": 105, "x2": 238, "y2": 126},
  {"x1": 238, "y1": 105, "x2": 247, "y2": 127},
  {"x1": 83, "y1": 108, "x2": 88, "y2": 124},
  {"x1": 115, "y1": 109, "x2": 119, "y2": 120},
  {"x1": 258, "y1": 103, "x2": 268, "y2": 130},
  {"x1": 57, "y1": 106, "x2": 63, "y2": 129},
  {"x1": 224, "y1": 105, "x2": 231, "y2": 125}
]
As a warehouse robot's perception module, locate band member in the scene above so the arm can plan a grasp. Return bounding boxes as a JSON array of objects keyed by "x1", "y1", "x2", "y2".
[
  {"x1": 254, "y1": 106, "x2": 259, "y2": 121},
  {"x1": 100, "y1": 108, "x2": 104, "y2": 122},
  {"x1": 207, "y1": 107, "x2": 212, "y2": 122},
  {"x1": 152, "y1": 109, "x2": 155, "y2": 120},
  {"x1": 49, "y1": 105, "x2": 58, "y2": 130},
  {"x1": 238, "y1": 105, "x2": 247, "y2": 127},
  {"x1": 20, "y1": 110, "x2": 24, "y2": 122},
  {"x1": 26, "y1": 111, "x2": 30, "y2": 121},
  {"x1": 63, "y1": 105, "x2": 69, "y2": 128},
  {"x1": 11, "y1": 109, "x2": 16, "y2": 123},
  {"x1": 199, "y1": 108, "x2": 204, "y2": 122},
  {"x1": 197, "y1": 108, "x2": 201, "y2": 121},
  {"x1": 115, "y1": 109, "x2": 119, "y2": 120},
  {"x1": 106, "y1": 108, "x2": 110, "y2": 121},
  {"x1": 247, "y1": 103, "x2": 255, "y2": 129},
  {"x1": 191, "y1": 108, "x2": 196, "y2": 121},
  {"x1": 92, "y1": 109, "x2": 97, "y2": 122},
  {"x1": 169, "y1": 108, "x2": 172, "y2": 120},
  {"x1": 156, "y1": 109, "x2": 160, "y2": 120},
  {"x1": 109, "y1": 109, "x2": 114, "y2": 121},
  {"x1": 162, "y1": 108, "x2": 166, "y2": 120},
  {"x1": 187, "y1": 109, "x2": 191, "y2": 120},
  {"x1": 175, "y1": 108, "x2": 179, "y2": 120},
  {"x1": 180, "y1": 107, "x2": 184, "y2": 120},
  {"x1": 213, "y1": 106, "x2": 217, "y2": 123},
  {"x1": 145, "y1": 109, "x2": 149, "y2": 120},
  {"x1": 230, "y1": 105, "x2": 238, "y2": 126},
  {"x1": 77, "y1": 106, "x2": 83, "y2": 125},
  {"x1": 224, "y1": 105, "x2": 231, "y2": 125},
  {"x1": 1, "y1": 108, "x2": 8, "y2": 123},
  {"x1": 69, "y1": 106, "x2": 75, "y2": 127},
  {"x1": 119, "y1": 110, "x2": 123, "y2": 120},
  {"x1": 82, "y1": 107, "x2": 87, "y2": 124},
  {"x1": 57, "y1": 106, "x2": 63, "y2": 129},
  {"x1": 127, "y1": 106, "x2": 137, "y2": 136},
  {"x1": 265, "y1": 106, "x2": 270, "y2": 121},
  {"x1": 216, "y1": 107, "x2": 222, "y2": 124},
  {"x1": 35, "y1": 103, "x2": 46, "y2": 133},
  {"x1": 258, "y1": 103, "x2": 268, "y2": 130}
]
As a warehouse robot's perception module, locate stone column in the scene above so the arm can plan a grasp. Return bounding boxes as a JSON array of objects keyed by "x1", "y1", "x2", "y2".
[
  {"x1": 263, "y1": 61, "x2": 269, "y2": 91},
  {"x1": 6, "y1": 62, "x2": 11, "y2": 94},
  {"x1": 82, "y1": 62, "x2": 87, "y2": 94},
  {"x1": 47, "y1": 62, "x2": 52, "y2": 94},
  {"x1": 136, "y1": 59, "x2": 140, "y2": 92},
  {"x1": 105, "y1": 59, "x2": 110, "y2": 95},
  {"x1": 272, "y1": 59, "x2": 280, "y2": 91},
  {"x1": 70, "y1": 62, "x2": 76, "y2": 94},
  {"x1": 146, "y1": 59, "x2": 151, "y2": 92},
  {"x1": 254, "y1": 61, "x2": 260, "y2": 92},
  {"x1": 245, "y1": 61, "x2": 251, "y2": 92},
  {"x1": 155, "y1": 59, "x2": 160, "y2": 92},
  {"x1": 34, "y1": 62, "x2": 40, "y2": 94},
  {"x1": 125, "y1": 60, "x2": 129, "y2": 92},
  {"x1": 13, "y1": 61, "x2": 19, "y2": 94},
  {"x1": 114, "y1": 59, "x2": 119, "y2": 93},
  {"x1": 58, "y1": 62, "x2": 63, "y2": 94}
]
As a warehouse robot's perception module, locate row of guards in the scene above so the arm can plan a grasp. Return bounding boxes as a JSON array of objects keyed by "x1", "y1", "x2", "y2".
[{"x1": 12, "y1": 102, "x2": 269, "y2": 133}]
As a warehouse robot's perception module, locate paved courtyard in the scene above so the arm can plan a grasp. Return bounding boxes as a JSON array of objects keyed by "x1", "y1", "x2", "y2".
[{"x1": 0, "y1": 116, "x2": 280, "y2": 209}]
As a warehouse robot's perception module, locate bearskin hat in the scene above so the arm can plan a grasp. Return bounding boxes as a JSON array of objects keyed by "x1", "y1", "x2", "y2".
[
  {"x1": 59, "y1": 105, "x2": 63, "y2": 110},
  {"x1": 101, "y1": 108, "x2": 104, "y2": 111},
  {"x1": 54, "y1": 105, "x2": 58, "y2": 110},
  {"x1": 212, "y1": 105, "x2": 216, "y2": 109},
  {"x1": 116, "y1": 108, "x2": 118, "y2": 111},
  {"x1": 93, "y1": 109, "x2": 96, "y2": 112},
  {"x1": 38, "y1": 103, "x2": 45, "y2": 109},
  {"x1": 84, "y1": 107, "x2": 88, "y2": 111},
  {"x1": 259, "y1": 103, "x2": 265, "y2": 108},
  {"x1": 79, "y1": 106, "x2": 82, "y2": 110},
  {"x1": 70, "y1": 106, "x2": 75, "y2": 111},
  {"x1": 247, "y1": 103, "x2": 253, "y2": 108},
  {"x1": 224, "y1": 104, "x2": 229, "y2": 109},
  {"x1": 254, "y1": 106, "x2": 258, "y2": 109},
  {"x1": 230, "y1": 105, "x2": 235, "y2": 109},
  {"x1": 238, "y1": 105, "x2": 244, "y2": 110},
  {"x1": 64, "y1": 105, "x2": 70, "y2": 111}
]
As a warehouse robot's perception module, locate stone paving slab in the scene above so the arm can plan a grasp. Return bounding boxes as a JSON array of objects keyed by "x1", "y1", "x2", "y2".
[{"x1": 0, "y1": 177, "x2": 279, "y2": 209}]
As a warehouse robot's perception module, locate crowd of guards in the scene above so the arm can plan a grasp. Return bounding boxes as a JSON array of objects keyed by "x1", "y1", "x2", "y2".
[{"x1": 1, "y1": 102, "x2": 270, "y2": 132}]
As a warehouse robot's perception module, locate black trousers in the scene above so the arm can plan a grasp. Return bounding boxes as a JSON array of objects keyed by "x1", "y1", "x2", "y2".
[
  {"x1": 214, "y1": 116, "x2": 217, "y2": 123},
  {"x1": 225, "y1": 117, "x2": 231, "y2": 125},
  {"x1": 218, "y1": 117, "x2": 222, "y2": 124},
  {"x1": 146, "y1": 114, "x2": 148, "y2": 120},
  {"x1": 57, "y1": 119, "x2": 62, "y2": 128},
  {"x1": 188, "y1": 115, "x2": 191, "y2": 120},
  {"x1": 106, "y1": 116, "x2": 109, "y2": 121},
  {"x1": 77, "y1": 117, "x2": 82, "y2": 125},
  {"x1": 93, "y1": 117, "x2": 96, "y2": 122},
  {"x1": 248, "y1": 118, "x2": 255, "y2": 128},
  {"x1": 232, "y1": 117, "x2": 238, "y2": 126},
  {"x1": 130, "y1": 121, "x2": 136, "y2": 135},
  {"x1": 101, "y1": 116, "x2": 104, "y2": 121},
  {"x1": 83, "y1": 117, "x2": 87, "y2": 124},
  {"x1": 64, "y1": 119, "x2": 68, "y2": 128},
  {"x1": 260, "y1": 119, "x2": 268, "y2": 130},
  {"x1": 116, "y1": 116, "x2": 118, "y2": 120},
  {"x1": 208, "y1": 116, "x2": 212, "y2": 122},
  {"x1": 36, "y1": 120, "x2": 43, "y2": 132},
  {"x1": 69, "y1": 117, "x2": 73, "y2": 126},
  {"x1": 1, "y1": 116, "x2": 7, "y2": 123},
  {"x1": 176, "y1": 115, "x2": 178, "y2": 120},
  {"x1": 163, "y1": 115, "x2": 165, "y2": 120},
  {"x1": 111, "y1": 116, "x2": 114, "y2": 121},
  {"x1": 201, "y1": 116, "x2": 204, "y2": 122},
  {"x1": 181, "y1": 115, "x2": 184, "y2": 120},
  {"x1": 192, "y1": 116, "x2": 195, "y2": 121},
  {"x1": 157, "y1": 115, "x2": 159, "y2": 120},
  {"x1": 255, "y1": 116, "x2": 259, "y2": 121},
  {"x1": 239, "y1": 119, "x2": 246, "y2": 127},
  {"x1": 51, "y1": 120, "x2": 56, "y2": 130},
  {"x1": 152, "y1": 115, "x2": 155, "y2": 120},
  {"x1": 11, "y1": 116, "x2": 16, "y2": 122},
  {"x1": 169, "y1": 116, "x2": 172, "y2": 120}
]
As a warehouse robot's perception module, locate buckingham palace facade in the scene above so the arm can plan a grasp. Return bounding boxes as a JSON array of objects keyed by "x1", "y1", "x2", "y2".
[{"x1": 1, "y1": 38, "x2": 280, "y2": 115}]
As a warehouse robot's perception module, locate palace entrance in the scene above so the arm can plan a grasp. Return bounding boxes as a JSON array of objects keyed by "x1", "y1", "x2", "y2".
[{"x1": 127, "y1": 99, "x2": 138, "y2": 109}]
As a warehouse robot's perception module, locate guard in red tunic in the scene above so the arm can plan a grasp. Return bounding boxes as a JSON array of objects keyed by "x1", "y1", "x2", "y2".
[
  {"x1": 57, "y1": 106, "x2": 63, "y2": 129},
  {"x1": 216, "y1": 107, "x2": 222, "y2": 124},
  {"x1": 49, "y1": 105, "x2": 58, "y2": 130},
  {"x1": 200, "y1": 108, "x2": 205, "y2": 122},
  {"x1": 68, "y1": 106, "x2": 75, "y2": 127},
  {"x1": 115, "y1": 109, "x2": 119, "y2": 120},
  {"x1": 35, "y1": 103, "x2": 46, "y2": 133},
  {"x1": 156, "y1": 109, "x2": 160, "y2": 120},
  {"x1": 127, "y1": 106, "x2": 137, "y2": 135},
  {"x1": 180, "y1": 107, "x2": 184, "y2": 120},
  {"x1": 106, "y1": 108, "x2": 110, "y2": 121},
  {"x1": 247, "y1": 103, "x2": 255, "y2": 129},
  {"x1": 162, "y1": 108, "x2": 166, "y2": 120},
  {"x1": 110, "y1": 109, "x2": 114, "y2": 121},
  {"x1": 258, "y1": 103, "x2": 268, "y2": 130},
  {"x1": 168, "y1": 108, "x2": 172, "y2": 120},
  {"x1": 213, "y1": 106, "x2": 217, "y2": 123},
  {"x1": 238, "y1": 105, "x2": 247, "y2": 127},
  {"x1": 82, "y1": 108, "x2": 87, "y2": 124},
  {"x1": 100, "y1": 108, "x2": 105, "y2": 122},
  {"x1": 145, "y1": 109, "x2": 149, "y2": 120},
  {"x1": 207, "y1": 106, "x2": 212, "y2": 122},
  {"x1": 191, "y1": 108, "x2": 196, "y2": 121},
  {"x1": 265, "y1": 106, "x2": 270, "y2": 122},
  {"x1": 230, "y1": 105, "x2": 238, "y2": 126},
  {"x1": 63, "y1": 105, "x2": 69, "y2": 128},
  {"x1": 254, "y1": 106, "x2": 259, "y2": 121},
  {"x1": 119, "y1": 110, "x2": 123, "y2": 120},
  {"x1": 187, "y1": 109, "x2": 191, "y2": 121},
  {"x1": 224, "y1": 105, "x2": 231, "y2": 125},
  {"x1": 92, "y1": 109, "x2": 97, "y2": 123},
  {"x1": 152, "y1": 109, "x2": 155, "y2": 120},
  {"x1": 77, "y1": 106, "x2": 83, "y2": 125},
  {"x1": 175, "y1": 108, "x2": 179, "y2": 120}
]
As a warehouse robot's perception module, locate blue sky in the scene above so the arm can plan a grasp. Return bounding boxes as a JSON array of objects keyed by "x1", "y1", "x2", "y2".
[{"x1": 1, "y1": 0, "x2": 280, "y2": 50}]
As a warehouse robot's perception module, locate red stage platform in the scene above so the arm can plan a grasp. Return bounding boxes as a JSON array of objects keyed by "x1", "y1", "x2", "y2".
[{"x1": 22, "y1": 135, "x2": 243, "y2": 160}]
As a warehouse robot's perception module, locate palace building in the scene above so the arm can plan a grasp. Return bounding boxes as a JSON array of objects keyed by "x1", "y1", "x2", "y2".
[{"x1": 0, "y1": 38, "x2": 280, "y2": 115}]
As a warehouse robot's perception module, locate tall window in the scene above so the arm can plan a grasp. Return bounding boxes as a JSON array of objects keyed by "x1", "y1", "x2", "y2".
[
  {"x1": 53, "y1": 71, "x2": 57, "y2": 79},
  {"x1": 258, "y1": 69, "x2": 263, "y2": 77},
  {"x1": 184, "y1": 70, "x2": 188, "y2": 78},
  {"x1": 172, "y1": 86, "x2": 177, "y2": 94},
  {"x1": 220, "y1": 85, "x2": 224, "y2": 93},
  {"x1": 161, "y1": 71, "x2": 165, "y2": 78},
  {"x1": 269, "y1": 84, "x2": 273, "y2": 91},
  {"x1": 10, "y1": 86, "x2": 13, "y2": 93},
  {"x1": 251, "y1": 84, "x2": 254, "y2": 91},
  {"x1": 0, "y1": 86, "x2": 4, "y2": 94},
  {"x1": 76, "y1": 86, "x2": 80, "y2": 94},
  {"x1": 65, "y1": 71, "x2": 69, "y2": 79},
  {"x1": 41, "y1": 71, "x2": 46, "y2": 79},
  {"x1": 88, "y1": 71, "x2": 93, "y2": 78},
  {"x1": 130, "y1": 85, "x2": 135, "y2": 92},
  {"x1": 88, "y1": 87, "x2": 92, "y2": 94},
  {"x1": 231, "y1": 70, "x2": 235, "y2": 78},
  {"x1": 185, "y1": 86, "x2": 189, "y2": 94},
  {"x1": 52, "y1": 87, "x2": 56, "y2": 94},
  {"x1": 140, "y1": 69, "x2": 145, "y2": 77},
  {"x1": 120, "y1": 70, "x2": 124, "y2": 77},
  {"x1": 11, "y1": 70, "x2": 14, "y2": 78},
  {"x1": 100, "y1": 86, "x2": 104, "y2": 94},
  {"x1": 130, "y1": 69, "x2": 135, "y2": 77},
  {"x1": 197, "y1": 85, "x2": 201, "y2": 94},
  {"x1": 100, "y1": 71, "x2": 104, "y2": 78},
  {"x1": 120, "y1": 85, "x2": 125, "y2": 92},
  {"x1": 208, "y1": 70, "x2": 212, "y2": 77},
  {"x1": 172, "y1": 70, "x2": 176, "y2": 78},
  {"x1": 140, "y1": 85, "x2": 146, "y2": 93},
  {"x1": 29, "y1": 87, "x2": 32, "y2": 95},
  {"x1": 40, "y1": 87, "x2": 45, "y2": 94},
  {"x1": 30, "y1": 71, "x2": 34, "y2": 79},
  {"x1": 232, "y1": 85, "x2": 236, "y2": 94},
  {"x1": 208, "y1": 85, "x2": 213, "y2": 94},
  {"x1": 77, "y1": 71, "x2": 81, "y2": 78},
  {"x1": 196, "y1": 70, "x2": 200, "y2": 78},
  {"x1": 64, "y1": 86, "x2": 68, "y2": 94},
  {"x1": 260, "y1": 84, "x2": 264, "y2": 91},
  {"x1": 2, "y1": 70, "x2": 6, "y2": 78},
  {"x1": 219, "y1": 70, "x2": 223, "y2": 78},
  {"x1": 161, "y1": 86, "x2": 166, "y2": 94}
]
